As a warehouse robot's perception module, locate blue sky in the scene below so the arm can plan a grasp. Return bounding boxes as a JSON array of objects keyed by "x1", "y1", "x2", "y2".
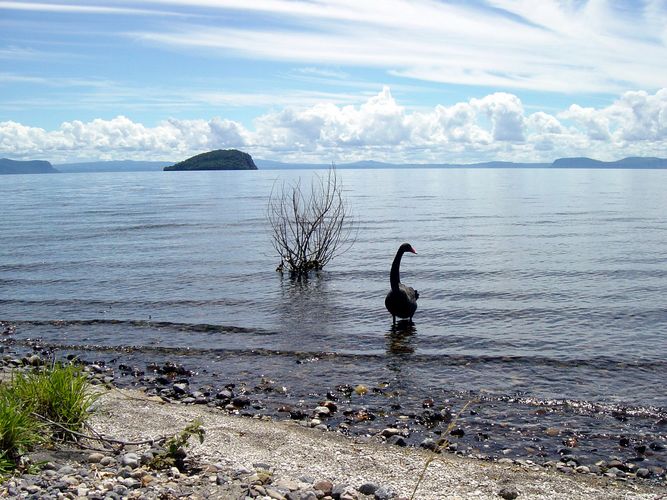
[{"x1": 1, "y1": 0, "x2": 666, "y2": 163}]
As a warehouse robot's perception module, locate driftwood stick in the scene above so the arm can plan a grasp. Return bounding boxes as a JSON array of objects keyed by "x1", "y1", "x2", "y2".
[{"x1": 31, "y1": 412, "x2": 167, "y2": 447}]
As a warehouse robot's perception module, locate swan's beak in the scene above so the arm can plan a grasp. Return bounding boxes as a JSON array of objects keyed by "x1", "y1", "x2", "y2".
[{"x1": 411, "y1": 248, "x2": 417, "y2": 254}]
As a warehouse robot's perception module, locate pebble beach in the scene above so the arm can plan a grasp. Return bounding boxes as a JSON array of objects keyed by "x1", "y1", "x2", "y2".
[{"x1": 1, "y1": 353, "x2": 666, "y2": 500}]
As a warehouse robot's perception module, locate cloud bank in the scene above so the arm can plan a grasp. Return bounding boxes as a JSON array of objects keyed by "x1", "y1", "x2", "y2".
[{"x1": 2, "y1": 87, "x2": 666, "y2": 163}]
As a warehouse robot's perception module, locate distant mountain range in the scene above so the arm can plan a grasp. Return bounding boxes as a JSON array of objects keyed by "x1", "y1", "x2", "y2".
[
  {"x1": 257, "y1": 156, "x2": 667, "y2": 170},
  {"x1": 3, "y1": 155, "x2": 667, "y2": 174}
]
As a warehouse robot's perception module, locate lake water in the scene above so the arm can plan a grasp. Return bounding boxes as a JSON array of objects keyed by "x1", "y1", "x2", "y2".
[{"x1": 1, "y1": 168, "x2": 666, "y2": 466}]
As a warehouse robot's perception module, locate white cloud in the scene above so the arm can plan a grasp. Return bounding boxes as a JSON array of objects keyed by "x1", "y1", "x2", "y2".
[
  {"x1": 0, "y1": 1, "x2": 183, "y2": 16},
  {"x1": 129, "y1": 0, "x2": 667, "y2": 94},
  {"x1": 2, "y1": 87, "x2": 667, "y2": 163}
]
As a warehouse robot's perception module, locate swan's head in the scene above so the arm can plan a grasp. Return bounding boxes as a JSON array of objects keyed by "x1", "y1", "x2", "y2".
[{"x1": 400, "y1": 242, "x2": 417, "y2": 254}]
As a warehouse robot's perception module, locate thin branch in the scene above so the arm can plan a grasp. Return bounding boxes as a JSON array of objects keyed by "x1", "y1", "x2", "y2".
[{"x1": 31, "y1": 412, "x2": 167, "y2": 447}]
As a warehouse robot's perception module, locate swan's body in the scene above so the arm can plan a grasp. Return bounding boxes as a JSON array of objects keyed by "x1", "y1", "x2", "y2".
[{"x1": 385, "y1": 243, "x2": 419, "y2": 324}]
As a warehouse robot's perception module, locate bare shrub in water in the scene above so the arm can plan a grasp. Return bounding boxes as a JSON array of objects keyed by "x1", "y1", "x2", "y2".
[{"x1": 267, "y1": 164, "x2": 355, "y2": 277}]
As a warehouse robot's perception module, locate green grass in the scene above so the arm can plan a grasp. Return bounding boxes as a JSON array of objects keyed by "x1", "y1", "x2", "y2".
[
  {"x1": 0, "y1": 389, "x2": 43, "y2": 473},
  {"x1": 10, "y1": 363, "x2": 99, "y2": 435},
  {"x1": 0, "y1": 362, "x2": 99, "y2": 475}
]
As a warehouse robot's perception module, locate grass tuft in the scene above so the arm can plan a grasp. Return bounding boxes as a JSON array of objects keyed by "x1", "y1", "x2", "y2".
[
  {"x1": 0, "y1": 388, "x2": 43, "y2": 472},
  {"x1": 0, "y1": 361, "x2": 99, "y2": 476},
  {"x1": 10, "y1": 363, "x2": 99, "y2": 437}
]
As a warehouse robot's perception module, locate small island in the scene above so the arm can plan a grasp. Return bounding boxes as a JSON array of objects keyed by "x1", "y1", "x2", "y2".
[{"x1": 164, "y1": 149, "x2": 258, "y2": 171}]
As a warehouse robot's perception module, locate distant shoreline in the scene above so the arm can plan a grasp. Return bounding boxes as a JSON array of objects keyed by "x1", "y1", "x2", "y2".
[{"x1": 4, "y1": 155, "x2": 667, "y2": 174}]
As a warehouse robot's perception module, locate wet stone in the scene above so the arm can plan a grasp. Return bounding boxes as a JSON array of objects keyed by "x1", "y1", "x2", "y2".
[
  {"x1": 419, "y1": 438, "x2": 438, "y2": 451},
  {"x1": 173, "y1": 383, "x2": 189, "y2": 395},
  {"x1": 386, "y1": 435, "x2": 407, "y2": 447},
  {"x1": 636, "y1": 468, "x2": 651, "y2": 478}
]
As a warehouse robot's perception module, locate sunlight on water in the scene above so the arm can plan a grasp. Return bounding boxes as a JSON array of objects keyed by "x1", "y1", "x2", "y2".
[{"x1": 1, "y1": 168, "x2": 667, "y2": 406}]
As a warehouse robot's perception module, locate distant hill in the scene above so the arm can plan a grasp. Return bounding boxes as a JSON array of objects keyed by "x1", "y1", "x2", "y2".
[
  {"x1": 0, "y1": 158, "x2": 58, "y2": 175},
  {"x1": 257, "y1": 159, "x2": 552, "y2": 169},
  {"x1": 56, "y1": 160, "x2": 172, "y2": 173},
  {"x1": 258, "y1": 156, "x2": 666, "y2": 170},
  {"x1": 164, "y1": 149, "x2": 257, "y2": 171},
  {"x1": 6, "y1": 155, "x2": 667, "y2": 173},
  {"x1": 553, "y1": 157, "x2": 667, "y2": 169}
]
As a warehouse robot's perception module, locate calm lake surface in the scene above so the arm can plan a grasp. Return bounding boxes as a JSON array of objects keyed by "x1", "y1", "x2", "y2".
[{"x1": 1, "y1": 168, "x2": 667, "y2": 463}]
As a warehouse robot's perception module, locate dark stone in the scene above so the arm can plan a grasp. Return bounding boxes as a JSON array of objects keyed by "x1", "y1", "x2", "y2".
[
  {"x1": 387, "y1": 435, "x2": 407, "y2": 447},
  {"x1": 619, "y1": 436, "x2": 630, "y2": 447},
  {"x1": 649, "y1": 441, "x2": 665, "y2": 451},
  {"x1": 172, "y1": 383, "x2": 188, "y2": 395},
  {"x1": 216, "y1": 389, "x2": 234, "y2": 400},
  {"x1": 358, "y1": 482, "x2": 378, "y2": 495},
  {"x1": 419, "y1": 438, "x2": 438, "y2": 451},
  {"x1": 331, "y1": 482, "x2": 348, "y2": 498},
  {"x1": 232, "y1": 395, "x2": 251, "y2": 408},
  {"x1": 498, "y1": 486, "x2": 519, "y2": 499},
  {"x1": 450, "y1": 428, "x2": 465, "y2": 437}
]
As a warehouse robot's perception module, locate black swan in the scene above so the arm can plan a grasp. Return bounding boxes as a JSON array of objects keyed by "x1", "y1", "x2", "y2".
[{"x1": 385, "y1": 243, "x2": 419, "y2": 324}]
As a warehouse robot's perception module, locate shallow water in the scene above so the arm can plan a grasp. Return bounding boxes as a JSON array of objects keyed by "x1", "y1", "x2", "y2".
[{"x1": 2, "y1": 168, "x2": 667, "y2": 467}]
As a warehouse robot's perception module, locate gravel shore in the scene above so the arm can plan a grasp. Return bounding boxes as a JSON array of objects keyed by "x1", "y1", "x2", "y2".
[{"x1": 3, "y1": 385, "x2": 663, "y2": 500}]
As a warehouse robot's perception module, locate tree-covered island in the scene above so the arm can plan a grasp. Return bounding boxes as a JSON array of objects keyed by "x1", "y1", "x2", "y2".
[{"x1": 164, "y1": 149, "x2": 258, "y2": 171}]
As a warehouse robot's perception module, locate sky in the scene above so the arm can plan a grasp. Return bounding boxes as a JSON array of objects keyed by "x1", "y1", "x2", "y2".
[{"x1": 1, "y1": 0, "x2": 666, "y2": 164}]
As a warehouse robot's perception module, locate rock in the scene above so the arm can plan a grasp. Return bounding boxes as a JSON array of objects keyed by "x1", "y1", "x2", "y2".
[
  {"x1": 419, "y1": 438, "x2": 438, "y2": 451},
  {"x1": 120, "y1": 453, "x2": 141, "y2": 468},
  {"x1": 354, "y1": 385, "x2": 368, "y2": 396},
  {"x1": 332, "y1": 482, "x2": 350, "y2": 498},
  {"x1": 387, "y1": 435, "x2": 407, "y2": 447},
  {"x1": 273, "y1": 478, "x2": 301, "y2": 491},
  {"x1": 57, "y1": 465, "x2": 77, "y2": 475},
  {"x1": 233, "y1": 395, "x2": 251, "y2": 408},
  {"x1": 314, "y1": 406, "x2": 331, "y2": 417},
  {"x1": 636, "y1": 468, "x2": 651, "y2": 478},
  {"x1": 649, "y1": 441, "x2": 665, "y2": 451},
  {"x1": 88, "y1": 452, "x2": 105, "y2": 463},
  {"x1": 358, "y1": 482, "x2": 378, "y2": 495},
  {"x1": 120, "y1": 477, "x2": 139, "y2": 489},
  {"x1": 607, "y1": 459, "x2": 625, "y2": 471},
  {"x1": 498, "y1": 486, "x2": 519, "y2": 499},
  {"x1": 380, "y1": 428, "x2": 407, "y2": 438},
  {"x1": 314, "y1": 479, "x2": 333, "y2": 495},
  {"x1": 23, "y1": 354, "x2": 42, "y2": 366},
  {"x1": 321, "y1": 400, "x2": 338, "y2": 412},
  {"x1": 173, "y1": 383, "x2": 189, "y2": 395},
  {"x1": 216, "y1": 388, "x2": 233, "y2": 400},
  {"x1": 374, "y1": 485, "x2": 397, "y2": 499},
  {"x1": 265, "y1": 486, "x2": 287, "y2": 499},
  {"x1": 450, "y1": 428, "x2": 465, "y2": 437}
]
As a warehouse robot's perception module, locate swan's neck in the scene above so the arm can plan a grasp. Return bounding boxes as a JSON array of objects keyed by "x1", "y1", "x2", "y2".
[{"x1": 390, "y1": 250, "x2": 404, "y2": 290}]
